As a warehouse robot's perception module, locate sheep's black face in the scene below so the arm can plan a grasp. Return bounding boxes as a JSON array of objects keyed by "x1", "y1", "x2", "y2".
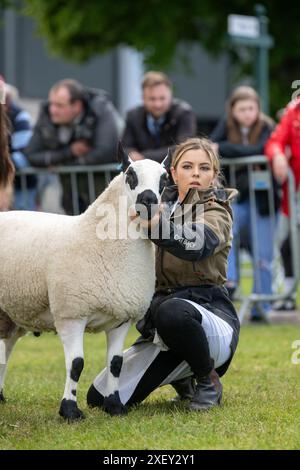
[
  {"x1": 124, "y1": 160, "x2": 168, "y2": 221},
  {"x1": 136, "y1": 190, "x2": 158, "y2": 220}
]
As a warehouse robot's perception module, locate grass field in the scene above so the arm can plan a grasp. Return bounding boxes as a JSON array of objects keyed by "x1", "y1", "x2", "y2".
[{"x1": 0, "y1": 320, "x2": 300, "y2": 450}]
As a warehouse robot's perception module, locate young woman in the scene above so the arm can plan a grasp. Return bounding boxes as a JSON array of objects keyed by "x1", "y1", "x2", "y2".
[
  {"x1": 0, "y1": 92, "x2": 15, "y2": 210},
  {"x1": 87, "y1": 137, "x2": 240, "y2": 412},
  {"x1": 211, "y1": 86, "x2": 279, "y2": 321}
]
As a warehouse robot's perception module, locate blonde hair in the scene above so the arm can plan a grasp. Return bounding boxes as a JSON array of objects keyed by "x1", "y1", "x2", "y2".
[
  {"x1": 142, "y1": 71, "x2": 172, "y2": 90},
  {"x1": 171, "y1": 137, "x2": 222, "y2": 186}
]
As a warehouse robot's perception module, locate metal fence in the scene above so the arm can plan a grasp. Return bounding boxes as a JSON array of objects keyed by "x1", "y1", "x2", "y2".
[
  {"x1": 222, "y1": 155, "x2": 299, "y2": 322},
  {"x1": 16, "y1": 163, "x2": 120, "y2": 215},
  {"x1": 15, "y1": 156, "x2": 299, "y2": 323}
]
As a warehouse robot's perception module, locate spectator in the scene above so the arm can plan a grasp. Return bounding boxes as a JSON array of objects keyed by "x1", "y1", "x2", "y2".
[
  {"x1": 211, "y1": 86, "x2": 279, "y2": 322},
  {"x1": 26, "y1": 79, "x2": 120, "y2": 214},
  {"x1": 122, "y1": 71, "x2": 197, "y2": 162},
  {"x1": 4, "y1": 84, "x2": 37, "y2": 211},
  {"x1": 0, "y1": 78, "x2": 15, "y2": 211},
  {"x1": 265, "y1": 97, "x2": 300, "y2": 310}
]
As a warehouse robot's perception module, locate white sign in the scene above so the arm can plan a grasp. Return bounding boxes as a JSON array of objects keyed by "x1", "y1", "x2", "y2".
[{"x1": 228, "y1": 14, "x2": 260, "y2": 38}]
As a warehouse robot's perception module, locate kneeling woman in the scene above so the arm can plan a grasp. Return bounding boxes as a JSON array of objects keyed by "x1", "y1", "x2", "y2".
[{"x1": 87, "y1": 137, "x2": 240, "y2": 412}]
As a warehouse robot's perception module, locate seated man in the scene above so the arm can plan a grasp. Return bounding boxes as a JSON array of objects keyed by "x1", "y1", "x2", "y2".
[
  {"x1": 122, "y1": 71, "x2": 197, "y2": 162},
  {"x1": 25, "y1": 79, "x2": 121, "y2": 214}
]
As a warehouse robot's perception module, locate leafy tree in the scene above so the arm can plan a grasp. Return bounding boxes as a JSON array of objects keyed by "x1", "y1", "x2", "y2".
[{"x1": 2, "y1": 0, "x2": 299, "y2": 115}]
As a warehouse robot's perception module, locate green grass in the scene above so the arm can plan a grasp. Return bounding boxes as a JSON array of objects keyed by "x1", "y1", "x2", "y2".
[{"x1": 1, "y1": 322, "x2": 300, "y2": 450}]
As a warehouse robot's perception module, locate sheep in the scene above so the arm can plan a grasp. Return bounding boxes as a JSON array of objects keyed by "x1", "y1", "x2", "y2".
[{"x1": 0, "y1": 144, "x2": 168, "y2": 421}]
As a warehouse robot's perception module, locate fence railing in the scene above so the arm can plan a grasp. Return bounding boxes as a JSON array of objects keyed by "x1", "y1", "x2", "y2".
[
  {"x1": 222, "y1": 155, "x2": 299, "y2": 322},
  {"x1": 16, "y1": 163, "x2": 120, "y2": 215}
]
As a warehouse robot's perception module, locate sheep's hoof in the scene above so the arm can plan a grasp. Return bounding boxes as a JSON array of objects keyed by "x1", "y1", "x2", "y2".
[
  {"x1": 0, "y1": 390, "x2": 5, "y2": 403},
  {"x1": 59, "y1": 398, "x2": 85, "y2": 422},
  {"x1": 103, "y1": 392, "x2": 127, "y2": 416}
]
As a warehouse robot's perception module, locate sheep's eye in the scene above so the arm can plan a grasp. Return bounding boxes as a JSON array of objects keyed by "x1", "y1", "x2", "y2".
[{"x1": 125, "y1": 167, "x2": 138, "y2": 190}]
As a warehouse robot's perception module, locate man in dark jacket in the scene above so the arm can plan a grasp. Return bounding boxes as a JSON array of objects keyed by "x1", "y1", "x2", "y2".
[
  {"x1": 25, "y1": 79, "x2": 121, "y2": 214},
  {"x1": 122, "y1": 71, "x2": 197, "y2": 162}
]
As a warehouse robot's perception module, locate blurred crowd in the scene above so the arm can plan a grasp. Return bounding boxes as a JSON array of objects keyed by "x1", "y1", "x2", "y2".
[{"x1": 1, "y1": 71, "x2": 300, "y2": 320}]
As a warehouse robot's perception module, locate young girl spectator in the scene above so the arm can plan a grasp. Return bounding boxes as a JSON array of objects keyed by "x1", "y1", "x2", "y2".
[{"x1": 211, "y1": 86, "x2": 279, "y2": 321}]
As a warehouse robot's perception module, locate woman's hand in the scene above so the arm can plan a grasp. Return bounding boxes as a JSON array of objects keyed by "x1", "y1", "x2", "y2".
[
  {"x1": 130, "y1": 203, "x2": 164, "y2": 229},
  {"x1": 272, "y1": 152, "x2": 288, "y2": 184},
  {"x1": 139, "y1": 211, "x2": 160, "y2": 229}
]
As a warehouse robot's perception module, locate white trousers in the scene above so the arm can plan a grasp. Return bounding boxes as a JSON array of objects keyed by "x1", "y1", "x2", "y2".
[{"x1": 93, "y1": 300, "x2": 233, "y2": 405}]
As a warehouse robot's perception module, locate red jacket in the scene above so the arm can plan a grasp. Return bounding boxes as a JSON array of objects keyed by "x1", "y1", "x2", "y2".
[{"x1": 265, "y1": 98, "x2": 300, "y2": 216}]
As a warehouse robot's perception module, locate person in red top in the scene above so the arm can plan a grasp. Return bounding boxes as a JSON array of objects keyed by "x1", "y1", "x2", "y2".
[
  {"x1": 265, "y1": 97, "x2": 300, "y2": 215},
  {"x1": 265, "y1": 97, "x2": 300, "y2": 310}
]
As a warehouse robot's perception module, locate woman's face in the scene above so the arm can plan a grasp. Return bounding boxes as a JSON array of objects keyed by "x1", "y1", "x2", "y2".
[
  {"x1": 171, "y1": 149, "x2": 215, "y2": 201},
  {"x1": 232, "y1": 98, "x2": 259, "y2": 127}
]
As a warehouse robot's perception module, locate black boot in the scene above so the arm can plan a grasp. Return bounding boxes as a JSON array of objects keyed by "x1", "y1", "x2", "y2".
[
  {"x1": 170, "y1": 376, "x2": 196, "y2": 402},
  {"x1": 188, "y1": 369, "x2": 223, "y2": 411}
]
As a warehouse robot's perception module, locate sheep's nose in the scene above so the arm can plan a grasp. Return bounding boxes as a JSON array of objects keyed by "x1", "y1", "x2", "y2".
[{"x1": 136, "y1": 190, "x2": 158, "y2": 220}]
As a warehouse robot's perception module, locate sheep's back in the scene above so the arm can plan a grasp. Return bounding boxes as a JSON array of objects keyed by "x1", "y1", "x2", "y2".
[{"x1": 0, "y1": 209, "x2": 156, "y2": 329}]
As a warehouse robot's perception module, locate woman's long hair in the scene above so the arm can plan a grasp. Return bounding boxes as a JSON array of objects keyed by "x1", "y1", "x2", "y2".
[
  {"x1": 0, "y1": 103, "x2": 14, "y2": 188},
  {"x1": 226, "y1": 86, "x2": 273, "y2": 145}
]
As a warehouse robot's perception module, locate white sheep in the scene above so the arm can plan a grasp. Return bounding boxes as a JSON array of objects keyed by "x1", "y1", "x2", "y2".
[{"x1": 0, "y1": 144, "x2": 168, "y2": 421}]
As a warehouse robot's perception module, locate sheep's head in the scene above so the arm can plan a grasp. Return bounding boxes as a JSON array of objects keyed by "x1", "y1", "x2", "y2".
[{"x1": 118, "y1": 143, "x2": 169, "y2": 221}]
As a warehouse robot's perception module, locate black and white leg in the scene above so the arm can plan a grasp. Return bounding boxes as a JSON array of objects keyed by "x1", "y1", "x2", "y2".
[
  {"x1": 0, "y1": 327, "x2": 25, "y2": 403},
  {"x1": 103, "y1": 321, "x2": 131, "y2": 416},
  {"x1": 56, "y1": 318, "x2": 87, "y2": 422}
]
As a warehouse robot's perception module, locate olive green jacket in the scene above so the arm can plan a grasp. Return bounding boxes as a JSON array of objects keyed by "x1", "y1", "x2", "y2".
[{"x1": 148, "y1": 185, "x2": 238, "y2": 292}]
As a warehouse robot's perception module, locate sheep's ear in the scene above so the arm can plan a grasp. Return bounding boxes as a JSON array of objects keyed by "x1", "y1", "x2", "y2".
[
  {"x1": 161, "y1": 148, "x2": 172, "y2": 173},
  {"x1": 117, "y1": 141, "x2": 132, "y2": 171}
]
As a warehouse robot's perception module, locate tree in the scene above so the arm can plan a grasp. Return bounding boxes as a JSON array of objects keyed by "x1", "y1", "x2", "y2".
[{"x1": 2, "y1": 0, "x2": 300, "y2": 115}]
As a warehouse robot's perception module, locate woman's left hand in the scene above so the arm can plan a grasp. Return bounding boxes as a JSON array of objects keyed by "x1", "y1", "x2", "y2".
[
  {"x1": 139, "y1": 211, "x2": 160, "y2": 229},
  {"x1": 138, "y1": 203, "x2": 165, "y2": 229}
]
